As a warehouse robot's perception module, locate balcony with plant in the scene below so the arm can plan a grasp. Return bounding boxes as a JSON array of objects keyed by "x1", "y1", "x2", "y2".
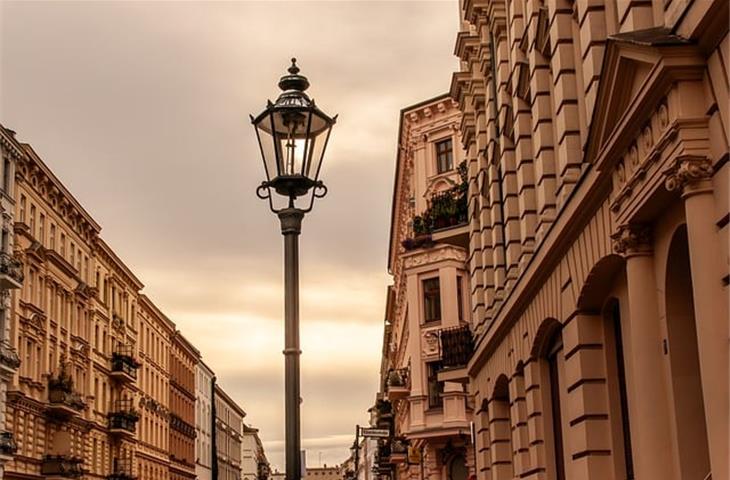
[
  {"x1": 0, "y1": 340, "x2": 21, "y2": 373},
  {"x1": 385, "y1": 367, "x2": 410, "y2": 403},
  {"x1": 0, "y1": 252, "x2": 23, "y2": 289},
  {"x1": 47, "y1": 360, "x2": 86, "y2": 418},
  {"x1": 402, "y1": 161, "x2": 468, "y2": 251}
]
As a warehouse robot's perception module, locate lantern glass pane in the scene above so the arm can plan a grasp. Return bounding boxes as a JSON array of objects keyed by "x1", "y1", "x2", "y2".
[
  {"x1": 253, "y1": 117, "x2": 278, "y2": 182},
  {"x1": 271, "y1": 109, "x2": 312, "y2": 177},
  {"x1": 306, "y1": 115, "x2": 332, "y2": 181}
]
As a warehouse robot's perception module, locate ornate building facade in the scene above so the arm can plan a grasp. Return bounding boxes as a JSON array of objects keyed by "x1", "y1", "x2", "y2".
[
  {"x1": 443, "y1": 0, "x2": 729, "y2": 479},
  {"x1": 137, "y1": 295, "x2": 174, "y2": 480},
  {"x1": 375, "y1": 95, "x2": 474, "y2": 480},
  {"x1": 0, "y1": 126, "x2": 256, "y2": 480},
  {"x1": 0, "y1": 126, "x2": 24, "y2": 479},
  {"x1": 215, "y1": 384, "x2": 244, "y2": 480},
  {"x1": 195, "y1": 361, "x2": 215, "y2": 480},
  {"x1": 169, "y1": 332, "x2": 198, "y2": 480}
]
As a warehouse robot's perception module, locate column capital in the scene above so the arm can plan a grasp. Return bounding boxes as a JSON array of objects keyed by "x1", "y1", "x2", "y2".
[
  {"x1": 663, "y1": 155, "x2": 713, "y2": 194},
  {"x1": 612, "y1": 223, "x2": 653, "y2": 256}
]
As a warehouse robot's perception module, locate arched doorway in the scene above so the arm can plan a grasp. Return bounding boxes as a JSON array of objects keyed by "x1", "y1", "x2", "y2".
[
  {"x1": 665, "y1": 225, "x2": 710, "y2": 479},
  {"x1": 448, "y1": 454, "x2": 468, "y2": 480}
]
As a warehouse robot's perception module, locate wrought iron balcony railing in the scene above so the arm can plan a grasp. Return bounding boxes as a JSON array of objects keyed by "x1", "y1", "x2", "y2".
[
  {"x1": 41, "y1": 455, "x2": 84, "y2": 478},
  {"x1": 0, "y1": 341, "x2": 21, "y2": 370},
  {"x1": 107, "y1": 458, "x2": 135, "y2": 480},
  {"x1": 111, "y1": 345, "x2": 139, "y2": 381},
  {"x1": 109, "y1": 399, "x2": 139, "y2": 435},
  {"x1": 0, "y1": 252, "x2": 23, "y2": 288},
  {"x1": 48, "y1": 386, "x2": 86, "y2": 415},
  {"x1": 0, "y1": 431, "x2": 17, "y2": 456},
  {"x1": 439, "y1": 324, "x2": 474, "y2": 369}
]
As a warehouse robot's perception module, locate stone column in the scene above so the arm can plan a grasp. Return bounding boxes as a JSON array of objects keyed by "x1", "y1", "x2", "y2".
[
  {"x1": 612, "y1": 224, "x2": 676, "y2": 480},
  {"x1": 664, "y1": 155, "x2": 729, "y2": 480}
]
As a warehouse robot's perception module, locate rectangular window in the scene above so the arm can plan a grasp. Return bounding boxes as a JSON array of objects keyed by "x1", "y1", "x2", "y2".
[
  {"x1": 29, "y1": 205, "x2": 36, "y2": 237},
  {"x1": 19, "y1": 195, "x2": 26, "y2": 223},
  {"x1": 427, "y1": 361, "x2": 444, "y2": 409},
  {"x1": 39, "y1": 214, "x2": 45, "y2": 244},
  {"x1": 422, "y1": 277, "x2": 441, "y2": 323},
  {"x1": 50, "y1": 224, "x2": 56, "y2": 249},
  {"x1": 60, "y1": 233, "x2": 66, "y2": 256},
  {"x1": 435, "y1": 138, "x2": 454, "y2": 174},
  {"x1": 3, "y1": 157, "x2": 10, "y2": 192}
]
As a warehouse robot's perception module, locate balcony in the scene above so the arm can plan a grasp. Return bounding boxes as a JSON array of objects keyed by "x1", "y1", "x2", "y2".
[
  {"x1": 437, "y1": 325, "x2": 474, "y2": 384},
  {"x1": 389, "y1": 437, "x2": 409, "y2": 465},
  {"x1": 404, "y1": 161, "x2": 468, "y2": 251},
  {"x1": 0, "y1": 252, "x2": 23, "y2": 289},
  {"x1": 110, "y1": 345, "x2": 139, "y2": 383},
  {"x1": 41, "y1": 454, "x2": 84, "y2": 478},
  {"x1": 47, "y1": 374, "x2": 86, "y2": 419},
  {"x1": 0, "y1": 341, "x2": 21, "y2": 374},
  {"x1": 372, "y1": 399, "x2": 393, "y2": 430},
  {"x1": 385, "y1": 367, "x2": 410, "y2": 403},
  {"x1": 0, "y1": 431, "x2": 17, "y2": 459},
  {"x1": 108, "y1": 399, "x2": 138, "y2": 437},
  {"x1": 107, "y1": 458, "x2": 135, "y2": 480}
]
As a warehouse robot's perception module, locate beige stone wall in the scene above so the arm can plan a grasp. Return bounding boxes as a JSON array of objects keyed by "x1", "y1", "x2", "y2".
[{"x1": 452, "y1": 0, "x2": 729, "y2": 479}]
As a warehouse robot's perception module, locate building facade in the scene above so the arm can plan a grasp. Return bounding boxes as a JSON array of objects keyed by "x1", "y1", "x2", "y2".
[
  {"x1": 241, "y1": 424, "x2": 269, "y2": 480},
  {"x1": 137, "y1": 295, "x2": 174, "y2": 480},
  {"x1": 169, "y1": 332, "x2": 199, "y2": 480},
  {"x1": 376, "y1": 95, "x2": 474, "y2": 480},
  {"x1": 0, "y1": 126, "x2": 24, "y2": 479},
  {"x1": 195, "y1": 361, "x2": 215, "y2": 480},
  {"x1": 215, "y1": 384, "x2": 245, "y2": 480},
  {"x1": 0, "y1": 126, "x2": 259, "y2": 480},
  {"x1": 442, "y1": 1, "x2": 729, "y2": 479}
]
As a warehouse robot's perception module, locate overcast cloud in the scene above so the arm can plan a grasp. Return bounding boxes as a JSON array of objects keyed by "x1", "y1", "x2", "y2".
[{"x1": 0, "y1": 0, "x2": 458, "y2": 471}]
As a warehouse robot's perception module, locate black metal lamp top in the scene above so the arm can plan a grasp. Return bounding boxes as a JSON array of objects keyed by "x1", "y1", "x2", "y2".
[
  {"x1": 278, "y1": 58, "x2": 310, "y2": 93},
  {"x1": 252, "y1": 58, "x2": 336, "y2": 213}
]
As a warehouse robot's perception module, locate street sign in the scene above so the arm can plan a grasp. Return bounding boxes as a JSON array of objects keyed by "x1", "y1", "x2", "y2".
[{"x1": 360, "y1": 427, "x2": 390, "y2": 438}]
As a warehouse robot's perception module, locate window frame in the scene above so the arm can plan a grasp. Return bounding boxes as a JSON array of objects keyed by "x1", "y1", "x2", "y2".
[{"x1": 435, "y1": 137, "x2": 454, "y2": 174}]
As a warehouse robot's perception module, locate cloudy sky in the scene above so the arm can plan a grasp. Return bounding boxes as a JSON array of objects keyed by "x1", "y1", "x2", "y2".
[{"x1": 0, "y1": 0, "x2": 458, "y2": 471}]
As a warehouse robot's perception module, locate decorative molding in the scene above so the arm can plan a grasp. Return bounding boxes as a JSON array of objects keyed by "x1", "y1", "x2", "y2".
[
  {"x1": 403, "y1": 245, "x2": 467, "y2": 270},
  {"x1": 611, "y1": 223, "x2": 652, "y2": 255},
  {"x1": 663, "y1": 155, "x2": 713, "y2": 192}
]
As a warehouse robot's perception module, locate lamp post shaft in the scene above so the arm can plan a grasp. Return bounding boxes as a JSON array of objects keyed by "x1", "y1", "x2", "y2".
[{"x1": 280, "y1": 208, "x2": 304, "y2": 480}]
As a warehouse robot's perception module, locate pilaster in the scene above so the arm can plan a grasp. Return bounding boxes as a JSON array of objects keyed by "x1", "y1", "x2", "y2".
[{"x1": 663, "y1": 155, "x2": 729, "y2": 480}]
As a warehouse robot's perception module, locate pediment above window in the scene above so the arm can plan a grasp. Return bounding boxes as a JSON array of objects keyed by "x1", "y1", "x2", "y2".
[{"x1": 585, "y1": 27, "x2": 705, "y2": 172}]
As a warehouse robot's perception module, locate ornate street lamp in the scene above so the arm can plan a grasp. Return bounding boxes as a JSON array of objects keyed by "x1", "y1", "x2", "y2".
[{"x1": 251, "y1": 59, "x2": 336, "y2": 480}]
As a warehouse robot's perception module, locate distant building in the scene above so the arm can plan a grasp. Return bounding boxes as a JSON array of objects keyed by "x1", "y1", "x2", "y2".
[
  {"x1": 215, "y1": 384, "x2": 245, "y2": 480},
  {"x1": 304, "y1": 465, "x2": 341, "y2": 480},
  {"x1": 169, "y1": 332, "x2": 199, "y2": 480},
  {"x1": 242, "y1": 424, "x2": 269, "y2": 480},
  {"x1": 195, "y1": 361, "x2": 215, "y2": 480}
]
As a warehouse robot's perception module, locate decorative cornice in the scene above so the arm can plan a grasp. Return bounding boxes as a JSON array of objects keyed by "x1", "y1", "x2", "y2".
[
  {"x1": 611, "y1": 223, "x2": 653, "y2": 256},
  {"x1": 663, "y1": 155, "x2": 713, "y2": 192}
]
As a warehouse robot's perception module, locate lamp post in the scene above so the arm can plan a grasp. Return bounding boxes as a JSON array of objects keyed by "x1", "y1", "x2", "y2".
[{"x1": 251, "y1": 59, "x2": 336, "y2": 480}]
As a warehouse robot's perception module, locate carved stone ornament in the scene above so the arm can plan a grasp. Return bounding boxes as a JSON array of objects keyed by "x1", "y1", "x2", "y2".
[
  {"x1": 663, "y1": 155, "x2": 713, "y2": 192},
  {"x1": 611, "y1": 224, "x2": 652, "y2": 255},
  {"x1": 422, "y1": 331, "x2": 440, "y2": 357}
]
